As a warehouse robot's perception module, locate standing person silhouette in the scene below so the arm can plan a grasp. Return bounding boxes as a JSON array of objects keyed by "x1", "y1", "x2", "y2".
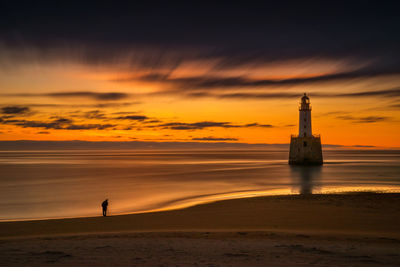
[{"x1": 102, "y1": 199, "x2": 108, "y2": 217}]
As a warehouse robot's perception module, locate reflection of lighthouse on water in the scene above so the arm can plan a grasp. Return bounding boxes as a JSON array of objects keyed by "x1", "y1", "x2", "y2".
[{"x1": 290, "y1": 165, "x2": 322, "y2": 195}]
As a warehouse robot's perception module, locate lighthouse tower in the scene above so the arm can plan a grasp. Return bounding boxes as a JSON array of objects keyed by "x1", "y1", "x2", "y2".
[
  {"x1": 299, "y1": 93, "x2": 312, "y2": 137},
  {"x1": 289, "y1": 93, "x2": 323, "y2": 165}
]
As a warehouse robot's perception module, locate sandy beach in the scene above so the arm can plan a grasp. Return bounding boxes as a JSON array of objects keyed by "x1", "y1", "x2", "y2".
[{"x1": 1, "y1": 193, "x2": 400, "y2": 266}]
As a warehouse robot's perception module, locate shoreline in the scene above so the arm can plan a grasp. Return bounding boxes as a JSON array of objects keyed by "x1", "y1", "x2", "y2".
[
  {"x1": 2, "y1": 190, "x2": 399, "y2": 223},
  {"x1": 1, "y1": 192, "x2": 399, "y2": 239}
]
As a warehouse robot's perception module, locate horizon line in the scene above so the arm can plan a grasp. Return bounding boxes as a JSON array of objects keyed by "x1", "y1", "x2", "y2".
[{"x1": 0, "y1": 140, "x2": 398, "y2": 150}]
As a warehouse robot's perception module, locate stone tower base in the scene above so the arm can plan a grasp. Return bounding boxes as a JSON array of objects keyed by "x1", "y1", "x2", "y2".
[{"x1": 289, "y1": 136, "x2": 323, "y2": 165}]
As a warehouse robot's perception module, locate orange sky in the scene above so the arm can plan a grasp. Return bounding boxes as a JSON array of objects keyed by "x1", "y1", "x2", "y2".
[{"x1": 0, "y1": 56, "x2": 399, "y2": 148}]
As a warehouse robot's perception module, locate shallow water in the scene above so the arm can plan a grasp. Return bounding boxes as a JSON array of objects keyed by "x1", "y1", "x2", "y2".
[{"x1": 0, "y1": 149, "x2": 399, "y2": 221}]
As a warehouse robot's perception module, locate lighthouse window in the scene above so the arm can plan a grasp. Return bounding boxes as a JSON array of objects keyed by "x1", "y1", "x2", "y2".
[{"x1": 303, "y1": 141, "x2": 307, "y2": 147}]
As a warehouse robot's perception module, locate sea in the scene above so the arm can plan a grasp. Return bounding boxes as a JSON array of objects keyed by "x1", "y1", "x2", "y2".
[{"x1": 0, "y1": 149, "x2": 399, "y2": 221}]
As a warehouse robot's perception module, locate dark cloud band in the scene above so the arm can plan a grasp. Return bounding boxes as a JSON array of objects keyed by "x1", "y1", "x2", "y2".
[
  {"x1": 192, "y1": 137, "x2": 238, "y2": 141},
  {"x1": 2, "y1": 92, "x2": 129, "y2": 101},
  {"x1": 1, "y1": 118, "x2": 115, "y2": 130},
  {"x1": 1, "y1": 106, "x2": 30, "y2": 114},
  {"x1": 336, "y1": 115, "x2": 390, "y2": 123},
  {"x1": 159, "y1": 121, "x2": 273, "y2": 130}
]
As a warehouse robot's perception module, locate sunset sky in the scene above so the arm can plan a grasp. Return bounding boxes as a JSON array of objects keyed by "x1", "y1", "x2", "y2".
[{"x1": 0, "y1": 3, "x2": 399, "y2": 148}]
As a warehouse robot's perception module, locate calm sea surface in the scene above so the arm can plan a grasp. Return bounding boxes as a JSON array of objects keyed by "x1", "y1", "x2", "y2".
[{"x1": 0, "y1": 149, "x2": 399, "y2": 221}]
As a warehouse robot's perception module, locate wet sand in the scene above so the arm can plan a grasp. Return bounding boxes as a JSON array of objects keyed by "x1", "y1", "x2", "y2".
[{"x1": 1, "y1": 193, "x2": 400, "y2": 266}]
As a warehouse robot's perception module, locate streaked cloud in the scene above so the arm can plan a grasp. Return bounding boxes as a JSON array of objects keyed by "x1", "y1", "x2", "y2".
[
  {"x1": 82, "y1": 110, "x2": 107, "y2": 119},
  {"x1": 159, "y1": 121, "x2": 274, "y2": 130},
  {"x1": 3, "y1": 91, "x2": 129, "y2": 101},
  {"x1": 116, "y1": 115, "x2": 148, "y2": 121},
  {"x1": 336, "y1": 115, "x2": 390, "y2": 123},
  {"x1": 1, "y1": 106, "x2": 30, "y2": 114},
  {"x1": 181, "y1": 88, "x2": 400, "y2": 100},
  {"x1": 119, "y1": 69, "x2": 400, "y2": 90},
  {"x1": 192, "y1": 137, "x2": 238, "y2": 141},
  {"x1": 36, "y1": 131, "x2": 50, "y2": 134},
  {"x1": 4, "y1": 88, "x2": 400, "y2": 103},
  {"x1": 0, "y1": 102, "x2": 140, "y2": 108},
  {"x1": 1, "y1": 118, "x2": 115, "y2": 130}
]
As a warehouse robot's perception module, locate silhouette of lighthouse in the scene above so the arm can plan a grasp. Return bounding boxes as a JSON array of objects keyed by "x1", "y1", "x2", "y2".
[
  {"x1": 289, "y1": 93, "x2": 323, "y2": 165},
  {"x1": 299, "y1": 93, "x2": 312, "y2": 137}
]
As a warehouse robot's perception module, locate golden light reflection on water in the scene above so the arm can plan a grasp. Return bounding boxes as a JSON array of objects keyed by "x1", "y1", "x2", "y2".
[
  {"x1": 0, "y1": 149, "x2": 399, "y2": 221},
  {"x1": 132, "y1": 187, "x2": 400, "y2": 216}
]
